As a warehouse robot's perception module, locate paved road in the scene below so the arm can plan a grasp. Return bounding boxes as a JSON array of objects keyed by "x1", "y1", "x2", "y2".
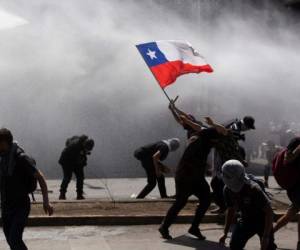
[
  {"x1": 35, "y1": 177, "x2": 290, "y2": 205},
  {"x1": 0, "y1": 224, "x2": 297, "y2": 250}
]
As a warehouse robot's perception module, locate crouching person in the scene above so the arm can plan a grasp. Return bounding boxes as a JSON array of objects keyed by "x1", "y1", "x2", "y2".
[
  {"x1": 0, "y1": 128, "x2": 54, "y2": 250},
  {"x1": 134, "y1": 138, "x2": 180, "y2": 199},
  {"x1": 273, "y1": 137, "x2": 300, "y2": 250},
  {"x1": 219, "y1": 160, "x2": 276, "y2": 250}
]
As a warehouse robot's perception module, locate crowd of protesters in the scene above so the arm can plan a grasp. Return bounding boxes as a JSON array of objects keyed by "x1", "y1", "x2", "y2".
[
  {"x1": 0, "y1": 99, "x2": 300, "y2": 250},
  {"x1": 133, "y1": 99, "x2": 300, "y2": 250}
]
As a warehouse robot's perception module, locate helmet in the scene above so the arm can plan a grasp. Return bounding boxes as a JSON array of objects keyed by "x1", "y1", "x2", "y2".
[{"x1": 222, "y1": 160, "x2": 248, "y2": 193}]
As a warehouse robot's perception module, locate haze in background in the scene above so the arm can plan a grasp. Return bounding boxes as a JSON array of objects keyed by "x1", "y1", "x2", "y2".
[{"x1": 0, "y1": 0, "x2": 299, "y2": 178}]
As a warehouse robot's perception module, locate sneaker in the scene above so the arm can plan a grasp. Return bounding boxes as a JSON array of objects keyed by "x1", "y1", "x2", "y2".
[
  {"x1": 159, "y1": 226, "x2": 172, "y2": 240},
  {"x1": 188, "y1": 227, "x2": 206, "y2": 240},
  {"x1": 59, "y1": 193, "x2": 66, "y2": 200}
]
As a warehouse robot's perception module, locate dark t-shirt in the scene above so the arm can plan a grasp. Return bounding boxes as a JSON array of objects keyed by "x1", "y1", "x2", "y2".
[
  {"x1": 176, "y1": 128, "x2": 219, "y2": 180},
  {"x1": 1, "y1": 154, "x2": 37, "y2": 210},
  {"x1": 224, "y1": 180, "x2": 271, "y2": 222},
  {"x1": 136, "y1": 141, "x2": 169, "y2": 161}
]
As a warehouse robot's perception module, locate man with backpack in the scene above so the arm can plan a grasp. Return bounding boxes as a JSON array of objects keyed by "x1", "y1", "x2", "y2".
[
  {"x1": 0, "y1": 128, "x2": 53, "y2": 250},
  {"x1": 273, "y1": 137, "x2": 300, "y2": 250},
  {"x1": 59, "y1": 135, "x2": 95, "y2": 200},
  {"x1": 219, "y1": 160, "x2": 276, "y2": 250},
  {"x1": 210, "y1": 118, "x2": 251, "y2": 214},
  {"x1": 134, "y1": 138, "x2": 180, "y2": 199}
]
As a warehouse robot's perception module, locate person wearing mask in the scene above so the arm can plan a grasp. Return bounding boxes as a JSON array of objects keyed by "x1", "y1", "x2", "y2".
[
  {"x1": 0, "y1": 128, "x2": 53, "y2": 250},
  {"x1": 219, "y1": 160, "x2": 276, "y2": 250},
  {"x1": 59, "y1": 135, "x2": 95, "y2": 200},
  {"x1": 134, "y1": 138, "x2": 180, "y2": 199}
]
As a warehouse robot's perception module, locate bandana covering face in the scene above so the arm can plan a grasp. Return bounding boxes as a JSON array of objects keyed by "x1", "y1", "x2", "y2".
[{"x1": 162, "y1": 138, "x2": 180, "y2": 152}]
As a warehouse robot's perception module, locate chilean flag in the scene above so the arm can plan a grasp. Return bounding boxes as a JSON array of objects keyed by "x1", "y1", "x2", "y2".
[{"x1": 136, "y1": 40, "x2": 213, "y2": 89}]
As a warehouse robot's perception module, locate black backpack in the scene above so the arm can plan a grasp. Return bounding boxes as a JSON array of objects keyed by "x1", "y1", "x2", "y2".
[
  {"x1": 18, "y1": 153, "x2": 38, "y2": 194},
  {"x1": 247, "y1": 174, "x2": 272, "y2": 200}
]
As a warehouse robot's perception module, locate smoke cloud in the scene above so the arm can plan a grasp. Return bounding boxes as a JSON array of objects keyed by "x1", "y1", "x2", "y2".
[{"x1": 0, "y1": 0, "x2": 299, "y2": 177}]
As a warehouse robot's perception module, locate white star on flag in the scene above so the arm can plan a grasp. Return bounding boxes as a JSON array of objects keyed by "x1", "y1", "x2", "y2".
[{"x1": 146, "y1": 49, "x2": 157, "y2": 60}]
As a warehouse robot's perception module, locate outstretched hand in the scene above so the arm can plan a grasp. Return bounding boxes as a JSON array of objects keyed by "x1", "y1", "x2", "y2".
[{"x1": 43, "y1": 202, "x2": 54, "y2": 216}]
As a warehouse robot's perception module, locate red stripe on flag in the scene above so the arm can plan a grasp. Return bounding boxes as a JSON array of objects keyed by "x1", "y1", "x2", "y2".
[{"x1": 150, "y1": 60, "x2": 213, "y2": 89}]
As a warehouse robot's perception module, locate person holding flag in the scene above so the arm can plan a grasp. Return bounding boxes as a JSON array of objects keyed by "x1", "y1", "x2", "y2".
[{"x1": 159, "y1": 115, "x2": 228, "y2": 240}]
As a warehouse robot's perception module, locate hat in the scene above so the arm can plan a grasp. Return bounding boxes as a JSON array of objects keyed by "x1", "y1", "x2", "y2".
[
  {"x1": 222, "y1": 160, "x2": 248, "y2": 193},
  {"x1": 243, "y1": 116, "x2": 255, "y2": 130}
]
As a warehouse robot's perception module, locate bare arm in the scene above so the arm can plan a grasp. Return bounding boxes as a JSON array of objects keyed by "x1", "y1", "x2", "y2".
[
  {"x1": 34, "y1": 170, "x2": 54, "y2": 216},
  {"x1": 169, "y1": 103, "x2": 182, "y2": 124},
  {"x1": 219, "y1": 207, "x2": 236, "y2": 245},
  {"x1": 180, "y1": 116, "x2": 202, "y2": 132},
  {"x1": 153, "y1": 151, "x2": 162, "y2": 177},
  {"x1": 261, "y1": 203, "x2": 274, "y2": 250},
  {"x1": 205, "y1": 117, "x2": 228, "y2": 136}
]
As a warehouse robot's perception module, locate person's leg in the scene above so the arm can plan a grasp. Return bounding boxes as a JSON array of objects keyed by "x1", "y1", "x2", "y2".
[
  {"x1": 264, "y1": 165, "x2": 270, "y2": 188},
  {"x1": 59, "y1": 165, "x2": 73, "y2": 199},
  {"x1": 189, "y1": 178, "x2": 211, "y2": 240},
  {"x1": 157, "y1": 175, "x2": 167, "y2": 198},
  {"x1": 211, "y1": 177, "x2": 226, "y2": 213},
  {"x1": 274, "y1": 205, "x2": 298, "y2": 233},
  {"x1": 255, "y1": 221, "x2": 277, "y2": 250},
  {"x1": 7, "y1": 205, "x2": 30, "y2": 250},
  {"x1": 137, "y1": 160, "x2": 157, "y2": 199},
  {"x1": 159, "y1": 181, "x2": 190, "y2": 239},
  {"x1": 74, "y1": 166, "x2": 85, "y2": 199},
  {"x1": 2, "y1": 211, "x2": 13, "y2": 248},
  {"x1": 230, "y1": 221, "x2": 256, "y2": 250}
]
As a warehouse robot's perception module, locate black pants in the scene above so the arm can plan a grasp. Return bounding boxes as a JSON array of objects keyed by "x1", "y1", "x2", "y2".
[
  {"x1": 137, "y1": 159, "x2": 167, "y2": 198},
  {"x1": 161, "y1": 177, "x2": 211, "y2": 230},
  {"x1": 2, "y1": 203, "x2": 30, "y2": 250},
  {"x1": 230, "y1": 220, "x2": 276, "y2": 250},
  {"x1": 60, "y1": 165, "x2": 84, "y2": 195},
  {"x1": 211, "y1": 176, "x2": 226, "y2": 210}
]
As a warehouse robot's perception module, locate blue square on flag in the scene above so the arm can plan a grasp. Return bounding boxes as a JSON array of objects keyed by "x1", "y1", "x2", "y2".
[{"x1": 136, "y1": 42, "x2": 168, "y2": 67}]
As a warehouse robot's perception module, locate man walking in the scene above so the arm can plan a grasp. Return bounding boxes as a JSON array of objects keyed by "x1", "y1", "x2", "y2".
[{"x1": 0, "y1": 128, "x2": 53, "y2": 250}]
